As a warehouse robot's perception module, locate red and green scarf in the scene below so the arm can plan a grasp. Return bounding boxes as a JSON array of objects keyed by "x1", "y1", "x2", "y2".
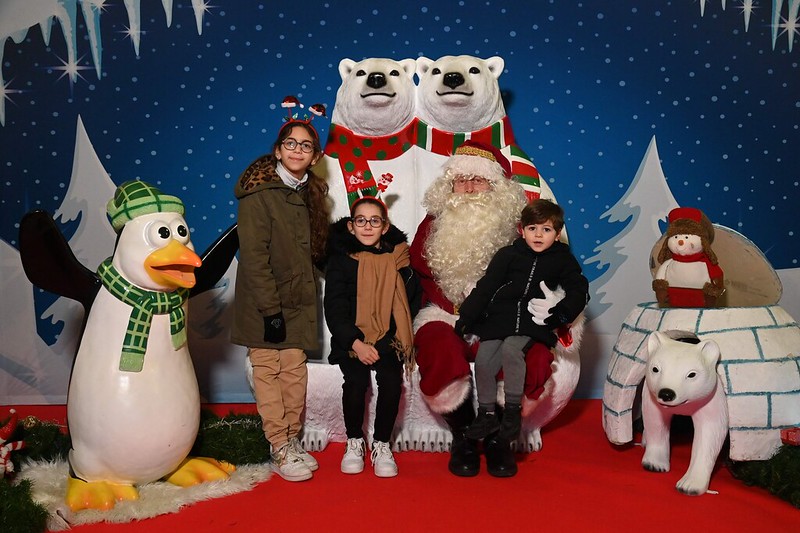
[
  {"x1": 324, "y1": 119, "x2": 418, "y2": 206},
  {"x1": 324, "y1": 116, "x2": 544, "y2": 206},
  {"x1": 416, "y1": 116, "x2": 543, "y2": 202}
]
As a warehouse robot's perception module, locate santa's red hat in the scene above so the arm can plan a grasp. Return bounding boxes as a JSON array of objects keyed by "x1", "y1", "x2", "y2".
[{"x1": 445, "y1": 140, "x2": 512, "y2": 181}]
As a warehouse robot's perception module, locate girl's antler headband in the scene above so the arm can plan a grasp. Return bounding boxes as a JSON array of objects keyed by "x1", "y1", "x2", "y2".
[{"x1": 281, "y1": 95, "x2": 327, "y2": 124}]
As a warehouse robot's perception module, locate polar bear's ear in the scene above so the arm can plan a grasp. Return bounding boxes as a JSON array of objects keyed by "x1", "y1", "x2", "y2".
[
  {"x1": 416, "y1": 57, "x2": 433, "y2": 77},
  {"x1": 699, "y1": 339, "x2": 721, "y2": 367},
  {"x1": 485, "y1": 56, "x2": 505, "y2": 80},
  {"x1": 338, "y1": 58, "x2": 357, "y2": 81},
  {"x1": 398, "y1": 58, "x2": 416, "y2": 80},
  {"x1": 647, "y1": 331, "x2": 667, "y2": 358}
]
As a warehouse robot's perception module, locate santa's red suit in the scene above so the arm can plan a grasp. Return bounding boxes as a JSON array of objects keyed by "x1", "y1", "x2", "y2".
[{"x1": 410, "y1": 215, "x2": 554, "y2": 414}]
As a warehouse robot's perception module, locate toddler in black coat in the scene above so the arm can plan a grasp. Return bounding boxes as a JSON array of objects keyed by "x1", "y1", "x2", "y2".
[{"x1": 455, "y1": 199, "x2": 588, "y2": 463}]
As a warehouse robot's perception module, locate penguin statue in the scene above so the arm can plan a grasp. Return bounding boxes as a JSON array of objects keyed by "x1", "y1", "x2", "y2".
[{"x1": 19, "y1": 180, "x2": 240, "y2": 512}]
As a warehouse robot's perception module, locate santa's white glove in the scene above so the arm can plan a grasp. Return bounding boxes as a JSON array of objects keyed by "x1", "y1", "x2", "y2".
[{"x1": 528, "y1": 281, "x2": 564, "y2": 326}]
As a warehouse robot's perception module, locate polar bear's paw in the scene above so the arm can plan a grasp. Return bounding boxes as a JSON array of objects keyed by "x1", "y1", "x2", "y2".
[
  {"x1": 676, "y1": 471, "x2": 710, "y2": 496},
  {"x1": 300, "y1": 428, "x2": 329, "y2": 452},
  {"x1": 516, "y1": 428, "x2": 543, "y2": 453},
  {"x1": 642, "y1": 449, "x2": 670, "y2": 473}
]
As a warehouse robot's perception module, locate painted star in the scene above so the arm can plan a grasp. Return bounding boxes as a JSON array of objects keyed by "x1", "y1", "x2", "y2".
[
  {"x1": 776, "y1": 14, "x2": 800, "y2": 51},
  {"x1": 737, "y1": 0, "x2": 757, "y2": 32},
  {"x1": 51, "y1": 55, "x2": 94, "y2": 86}
]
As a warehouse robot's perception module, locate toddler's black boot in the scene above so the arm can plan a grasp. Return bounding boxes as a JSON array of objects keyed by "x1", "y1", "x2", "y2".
[
  {"x1": 465, "y1": 405, "x2": 501, "y2": 440},
  {"x1": 499, "y1": 402, "x2": 522, "y2": 441}
]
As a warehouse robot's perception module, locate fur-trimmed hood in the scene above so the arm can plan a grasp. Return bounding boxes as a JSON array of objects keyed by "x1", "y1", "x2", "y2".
[
  {"x1": 234, "y1": 154, "x2": 321, "y2": 200},
  {"x1": 327, "y1": 217, "x2": 409, "y2": 257}
]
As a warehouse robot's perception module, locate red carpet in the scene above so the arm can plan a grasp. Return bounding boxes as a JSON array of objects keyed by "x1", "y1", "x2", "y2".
[{"x1": 11, "y1": 400, "x2": 798, "y2": 532}]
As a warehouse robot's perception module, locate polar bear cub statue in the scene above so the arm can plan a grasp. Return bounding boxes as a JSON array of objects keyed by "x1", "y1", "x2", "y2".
[{"x1": 642, "y1": 331, "x2": 728, "y2": 495}]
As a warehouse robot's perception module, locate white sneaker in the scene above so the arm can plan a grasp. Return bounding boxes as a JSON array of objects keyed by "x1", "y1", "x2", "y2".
[
  {"x1": 271, "y1": 443, "x2": 312, "y2": 482},
  {"x1": 341, "y1": 437, "x2": 366, "y2": 474},
  {"x1": 370, "y1": 441, "x2": 398, "y2": 478},
  {"x1": 288, "y1": 436, "x2": 318, "y2": 471}
]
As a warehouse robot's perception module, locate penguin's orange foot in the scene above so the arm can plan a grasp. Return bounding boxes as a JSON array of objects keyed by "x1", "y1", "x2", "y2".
[
  {"x1": 164, "y1": 456, "x2": 235, "y2": 487},
  {"x1": 65, "y1": 476, "x2": 139, "y2": 512}
]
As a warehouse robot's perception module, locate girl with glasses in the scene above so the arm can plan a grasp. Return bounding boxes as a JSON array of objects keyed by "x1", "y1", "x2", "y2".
[
  {"x1": 232, "y1": 117, "x2": 330, "y2": 482},
  {"x1": 324, "y1": 197, "x2": 421, "y2": 478}
]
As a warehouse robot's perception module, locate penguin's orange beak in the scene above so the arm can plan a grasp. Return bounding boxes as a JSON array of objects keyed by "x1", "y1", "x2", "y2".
[{"x1": 144, "y1": 240, "x2": 202, "y2": 289}]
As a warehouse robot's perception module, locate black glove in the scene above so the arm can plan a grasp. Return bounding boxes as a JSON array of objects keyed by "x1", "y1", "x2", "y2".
[
  {"x1": 263, "y1": 312, "x2": 286, "y2": 343},
  {"x1": 454, "y1": 319, "x2": 466, "y2": 337}
]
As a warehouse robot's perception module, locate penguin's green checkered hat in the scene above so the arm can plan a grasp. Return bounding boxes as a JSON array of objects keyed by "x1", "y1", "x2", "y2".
[{"x1": 107, "y1": 180, "x2": 185, "y2": 232}]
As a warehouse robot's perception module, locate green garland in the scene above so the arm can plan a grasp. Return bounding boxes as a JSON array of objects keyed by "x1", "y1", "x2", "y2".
[
  {"x1": 728, "y1": 445, "x2": 800, "y2": 508},
  {"x1": 0, "y1": 478, "x2": 49, "y2": 533},
  {"x1": 1, "y1": 417, "x2": 70, "y2": 533},
  {"x1": 191, "y1": 410, "x2": 271, "y2": 464}
]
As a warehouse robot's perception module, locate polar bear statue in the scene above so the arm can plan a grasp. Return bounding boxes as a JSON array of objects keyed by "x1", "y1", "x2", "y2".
[
  {"x1": 414, "y1": 55, "x2": 557, "y2": 208},
  {"x1": 317, "y1": 57, "x2": 420, "y2": 234},
  {"x1": 315, "y1": 55, "x2": 580, "y2": 453},
  {"x1": 642, "y1": 331, "x2": 728, "y2": 495},
  {"x1": 415, "y1": 55, "x2": 579, "y2": 451}
]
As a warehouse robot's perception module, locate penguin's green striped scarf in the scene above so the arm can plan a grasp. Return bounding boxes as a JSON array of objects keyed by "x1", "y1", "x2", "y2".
[{"x1": 97, "y1": 258, "x2": 188, "y2": 372}]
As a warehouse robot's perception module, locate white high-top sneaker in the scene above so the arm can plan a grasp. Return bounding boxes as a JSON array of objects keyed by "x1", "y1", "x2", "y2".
[
  {"x1": 370, "y1": 441, "x2": 398, "y2": 478},
  {"x1": 271, "y1": 443, "x2": 313, "y2": 482},
  {"x1": 341, "y1": 437, "x2": 366, "y2": 474},
  {"x1": 288, "y1": 436, "x2": 318, "y2": 471}
]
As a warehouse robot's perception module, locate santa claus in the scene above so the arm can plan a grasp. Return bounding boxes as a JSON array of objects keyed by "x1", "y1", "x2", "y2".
[{"x1": 410, "y1": 141, "x2": 559, "y2": 477}]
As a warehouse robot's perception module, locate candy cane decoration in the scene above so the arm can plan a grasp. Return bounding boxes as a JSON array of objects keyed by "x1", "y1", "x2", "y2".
[{"x1": 0, "y1": 409, "x2": 25, "y2": 475}]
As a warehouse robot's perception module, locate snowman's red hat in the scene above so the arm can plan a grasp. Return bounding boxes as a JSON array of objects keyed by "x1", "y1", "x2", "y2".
[
  {"x1": 669, "y1": 207, "x2": 703, "y2": 224},
  {"x1": 658, "y1": 207, "x2": 717, "y2": 264}
]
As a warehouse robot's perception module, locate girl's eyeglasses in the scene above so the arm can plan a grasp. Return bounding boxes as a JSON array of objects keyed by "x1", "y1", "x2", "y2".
[
  {"x1": 282, "y1": 139, "x2": 315, "y2": 153},
  {"x1": 352, "y1": 216, "x2": 385, "y2": 228}
]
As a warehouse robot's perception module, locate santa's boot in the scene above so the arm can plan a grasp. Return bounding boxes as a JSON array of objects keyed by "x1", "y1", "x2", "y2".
[
  {"x1": 485, "y1": 433, "x2": 517, "y2": 478},
  {"x1": 442, "y1": 400, "x2": 480, "y2": 477}
]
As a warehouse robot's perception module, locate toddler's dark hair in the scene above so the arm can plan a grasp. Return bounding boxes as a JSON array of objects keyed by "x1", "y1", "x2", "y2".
[{"x1": 521, "y1": 199, "x2": 565, "y2": 231}]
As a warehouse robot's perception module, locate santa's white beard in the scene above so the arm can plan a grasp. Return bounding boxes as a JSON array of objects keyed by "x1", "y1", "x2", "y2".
[{"x1": 425, "y1": 190, "x2": 523, "y2": 306}]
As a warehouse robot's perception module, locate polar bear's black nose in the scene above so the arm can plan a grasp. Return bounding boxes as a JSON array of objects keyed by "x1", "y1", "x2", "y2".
[
  {"x1": 658, "y1": 389, "x2": 676, "y2": 402},
  {"x1": 444, "y1": 72, "x2": 465, "y2": 89},
  {"x1": 367, "y1": 72, "x2": 386, "y2": 89}
]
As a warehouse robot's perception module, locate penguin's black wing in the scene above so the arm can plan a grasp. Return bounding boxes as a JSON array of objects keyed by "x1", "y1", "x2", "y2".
[
  {"x1": 18, "y1": 210, "x2": 101, "y2": 311},
  {"x1": 190, "y1": 223, "x2": 239, "y2": 297}
]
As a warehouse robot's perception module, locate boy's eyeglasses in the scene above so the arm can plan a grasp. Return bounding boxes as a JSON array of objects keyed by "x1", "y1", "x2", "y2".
[
  {"x1": 352, "y1": 216, "x2": 385, "y2": 228},
  {"x1": 282, "y1": 139, "x2": 315, "y2": 153},
  {"x1": 452, "y1": 174, "x2": 490, "y2": 187}
]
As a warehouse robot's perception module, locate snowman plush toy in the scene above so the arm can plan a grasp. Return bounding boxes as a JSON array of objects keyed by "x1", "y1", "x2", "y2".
[{"x1": 652, "y1": 207, "x2": 725, "y2": 308}]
